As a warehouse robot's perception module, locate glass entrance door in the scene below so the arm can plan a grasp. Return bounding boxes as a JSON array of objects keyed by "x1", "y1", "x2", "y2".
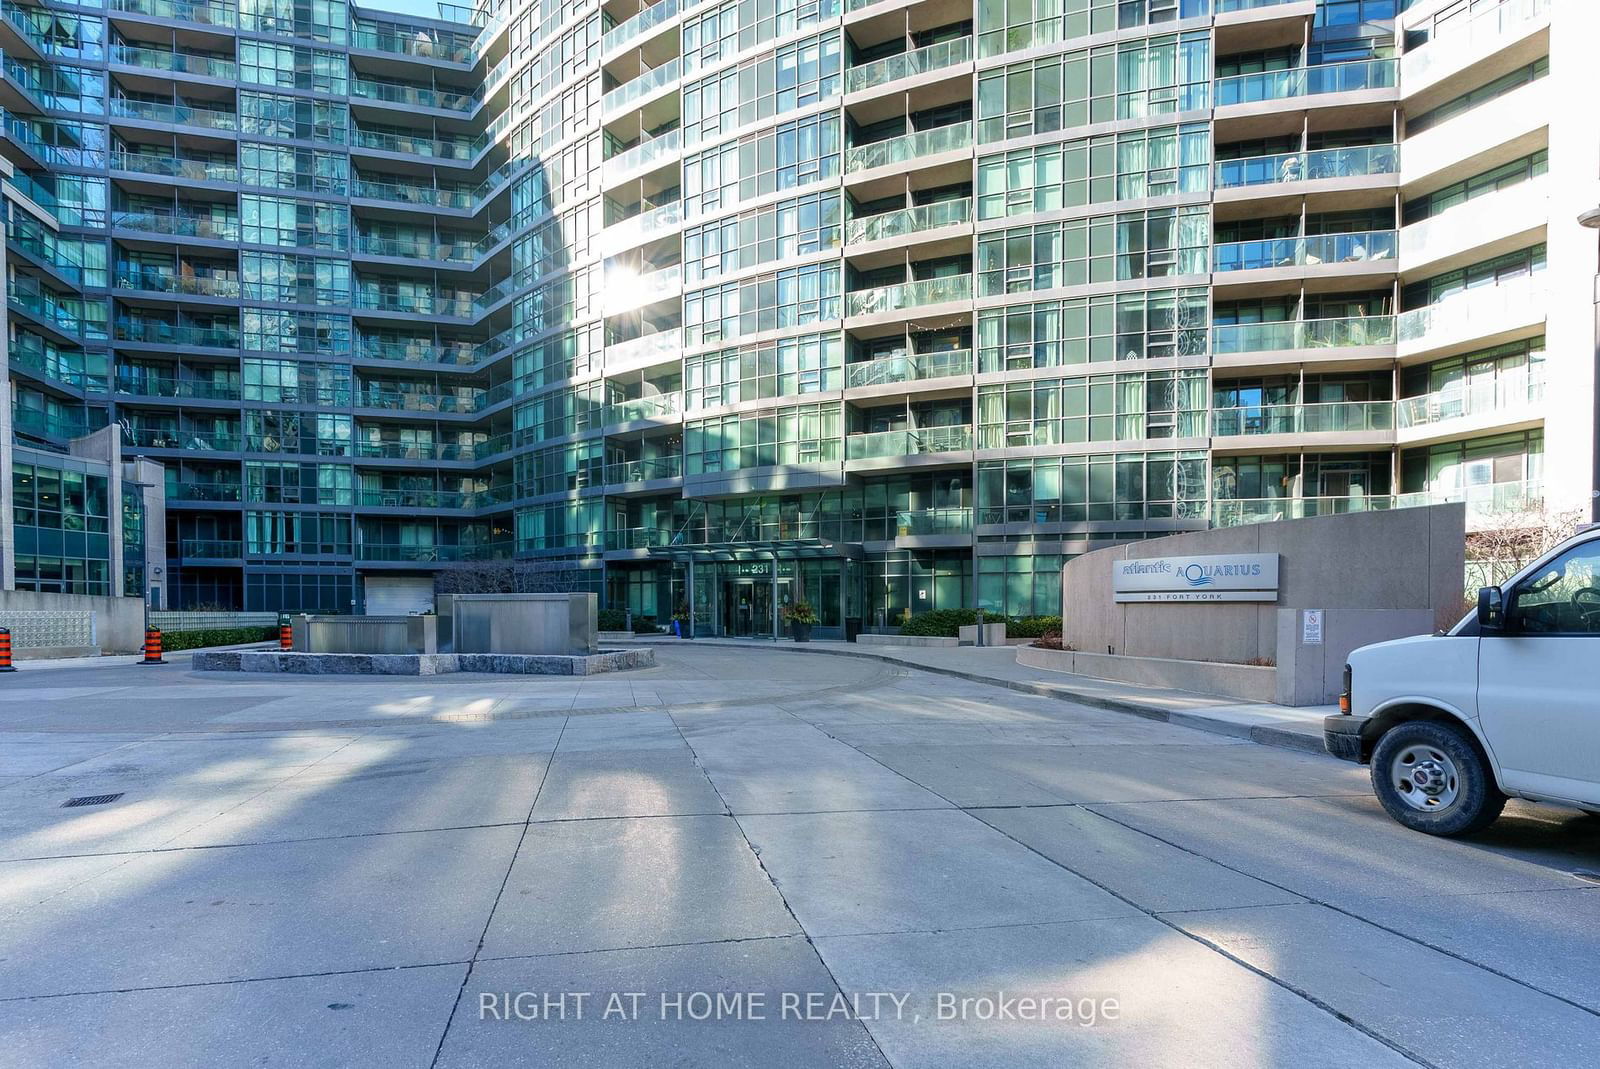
[{"x1": 721, "y1": 579, "x2": 773, "y2": 637}]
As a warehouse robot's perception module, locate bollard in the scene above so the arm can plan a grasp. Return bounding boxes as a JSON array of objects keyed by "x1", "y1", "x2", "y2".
[
  {"x1": 0, "y1": 627, "x2": 15, "y2": 672},
  {"x1": 139, "y1": 627, "x2": 167, "y2": 665},
  {"x1": 625, "y1": 608, "x2": 633, "y2": 633},
  {"x1": 975, "y1": 608, "x2": 985, "y2": 647}
]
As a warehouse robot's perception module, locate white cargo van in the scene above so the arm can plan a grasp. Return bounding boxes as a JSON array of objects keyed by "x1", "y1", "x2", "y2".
[{"x1": 1325, "y1": 525, "x2": 1600, "y2": 836}]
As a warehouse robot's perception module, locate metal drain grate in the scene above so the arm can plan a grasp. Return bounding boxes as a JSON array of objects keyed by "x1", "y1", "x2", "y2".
[{"x1": 61, "y1": 793, "x2": 124, "y2": 808}]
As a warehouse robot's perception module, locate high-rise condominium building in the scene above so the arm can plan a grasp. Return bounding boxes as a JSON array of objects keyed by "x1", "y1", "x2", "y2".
[{"x1": 0, "y1": 0, "x2": 1593, "y2": 633}]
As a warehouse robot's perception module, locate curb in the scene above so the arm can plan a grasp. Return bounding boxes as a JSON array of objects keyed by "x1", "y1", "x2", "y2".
[{"x1": 633, "y1": 638, "x2": 1328, "y2": 757}]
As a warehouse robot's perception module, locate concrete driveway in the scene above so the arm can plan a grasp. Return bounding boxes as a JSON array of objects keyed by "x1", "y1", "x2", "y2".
[{"x1": 2, "y1": 645, "x2": 1598, "y2": 1067}]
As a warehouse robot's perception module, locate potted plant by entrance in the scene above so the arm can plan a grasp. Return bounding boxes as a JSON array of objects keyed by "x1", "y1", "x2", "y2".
[
  {"x1": 782, "y1": 600, "x2": 818, "y2": 643},
  {"x1": 671, "y1": 601, "x2": 693, "y2": 639}
]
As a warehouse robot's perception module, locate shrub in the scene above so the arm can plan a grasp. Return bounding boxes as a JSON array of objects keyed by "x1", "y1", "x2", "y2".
[
  {"x1": 1007, "y1": 615, "x2": 1062, "y2": 639},
  {"x1": 161, "y1": 626, "x2": 278, "y2": 651},
  {"x1": 898, "y1": 608, "x2": 981, "y2": 637},
  {"x1": 598, "y1": 608, "x2": 628, "y2": 631},
  {"x1": 1032, "y1": 630, "x2": 1074, "y2": 652},
  {"x1": 633, "y1": 615, "x2": 660, "y2": 634},
  {"x1": 781, "y1": 601, "x2": 818, "y2": 625}
]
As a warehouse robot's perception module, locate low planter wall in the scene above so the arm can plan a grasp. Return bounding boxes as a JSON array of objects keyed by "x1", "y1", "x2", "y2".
[
  {"x1": 855, "y1": 634, "x2": 958, "y2": 648},
  {"x1": 1016, "y1": 645, "x2": 1277, "y2": 703},
  {"x1": 193, "y1": 647, "x2": 654, "y2": 676},
  {"x1": 956, "y1": 623, "x2": 1008, "y2": 646}
]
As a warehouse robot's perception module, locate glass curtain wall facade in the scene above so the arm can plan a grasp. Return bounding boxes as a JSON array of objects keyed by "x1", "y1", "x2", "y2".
[{"x1": 1, "y1": 0, "x2": 1584, "y2": 626}]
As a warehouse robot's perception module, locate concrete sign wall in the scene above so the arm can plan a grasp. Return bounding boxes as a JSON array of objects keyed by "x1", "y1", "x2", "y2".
[{"x1": 1112, "y1": 554, "x2": 1279, "y2": 603}]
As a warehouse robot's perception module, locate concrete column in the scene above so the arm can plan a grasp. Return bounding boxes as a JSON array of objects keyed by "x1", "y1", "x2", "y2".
[
  {"x1": 1543, "y1": 2, "x2": 1600, "y2": 517},
  {"x1": 69, "y1": 426, "x2": 123, "y2": 597},
  {"x1": 1, "y1": 233, "x2": 13, "y2": 591}
]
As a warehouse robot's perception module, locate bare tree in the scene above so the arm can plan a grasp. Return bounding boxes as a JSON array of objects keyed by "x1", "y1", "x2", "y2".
[{"x1": 1465, "y1": 503, "x2": 1585, "y2": 590}]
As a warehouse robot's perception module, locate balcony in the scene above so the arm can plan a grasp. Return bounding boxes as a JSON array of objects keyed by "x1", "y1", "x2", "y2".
[
  {"x1": 1397, "y1": 374, "x2": 1545, "y2": 434},
  {"x1": 846, "y1": 121, "x2": 970, "y2": 174},
  {"x1": 603, "y1": 264, "x2": 681, "y2": 314},
  {"x1": 846, "y1": 274, "x2": 971, "y2": 317},
  {"x1": 114, "y1": 269, "x2": 241, "y2": 299},
  {"x1": 125, "y1": 427, "x2": 241, "y2": 451},
  {"x1": 1395, "y1": 479, "x2": 1543, "y2": 528},
  {"x1": 602, "y1": 129, "x2": 681, "y2": 185},
  {"x1": 600, "y1": 200, "x2": 683, "y2": 256},
  {"x1": 349, "y1": 77, "x2": 479, "y2": 113},
  {"x1": 895, "y1": 507, "x2": 972, "y2": 536},
  {"x1": 1396, "y1": 278, "x2": 1546, "y2": 360},
  {"x1": 1401, "y1": 0, "x2": 1551, "y2": 97},
  {"x1": 351, "y1": 178, "x2": 476, "y2": 210},
  {"x1": 112, "y1": 210, "x2": 240, "y2": 242},
  {"x1": 1399, "y1": 178, "x2": 1547, "y2": 277},
  {"x1": 110, "y1": 150, "x2": 237, "y2": 183},
  {"x1": 109, "y1": 0, "x2": 237, "y2": 26},
  {"x1": 180, "y1": 539, "x2": 243, "y2": 561},
  {"x1": 1214, "y1": 59, "x2": 1397, "y2": 107},
  {"x1": 603, "y1": 57, "x2": 681, "y2": 118},
  {"x1": 1210, "y1": 400, "x2": 1394, "y2": 438},
  {"x1": 111, "y1": 44, "x2": 236, "y2": 80},
  {"x1": 846, "y1": 36, "x2": 971, "y2": 95},
  {"x1": 605, "y1": 330, "x2": 682, "y2": 371},
  {"x1": 846, "y1": 198, "x2": 971, "y2": 246},
  {"x1": 351, "y1": 127, "x2": 483, "y2": 161},
  {"x1": 1212, "y1": 230, "x2": 1396, "y2": 273},
  {"x1": 167, "y1": 481, "x2": 242, "y2": 503},
  {"x1": 355, "y1": 387, "x2": 486, "y2": 414},
  {"x1": 606, "y1": 392, "x2": 681, "y2": 425},
  {"x1": 357, "y1": 543, "x2": 513, "y2": 563},
  {"x1": 602, "y1": 0, "x2": 689, "y2": 56},
  {"x1": 1214, "y1": 145, "x2": 1398, "y2": 191},
  {"x1": 115, "y1": 320, "x2": 240, "y2": 349},
  {"x1": 1212, "y1": 494, "x2": 1397, "y2": 528},
  {"x1": 12, "y1": 405, "x2": 96, "y2": 440},
  {"x1": 115, "y1": 376, "x2": 242, "y2": 401},
  {"x1": 846, "y1": 424, "x2": 972, "y2": 460},
  {"x1": 110, "y1": 96, "x2": 237, "y2": 131},
  {"x1": 606, "y1": 455, "x2": 683, "y2": 484},
  {"x1": 354, "y1": 233, "x2": 481, "y2": 263},
  {"x1": 1212, "y1": 315, "x2": 1395, "y2": 357},
  {"x1": 844, "y1": 349, "x2": 971, "y2": 389}
]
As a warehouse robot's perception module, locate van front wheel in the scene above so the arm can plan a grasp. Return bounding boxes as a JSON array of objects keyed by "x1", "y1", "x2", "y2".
[{"x1": 1371, "y1": 721, "x2": 1505, "y2": 836}]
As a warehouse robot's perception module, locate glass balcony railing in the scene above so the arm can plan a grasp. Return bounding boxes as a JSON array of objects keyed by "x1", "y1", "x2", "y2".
[
  {"x1": 357, "y1": 487, "x2": 512, "y2": 510},
  {"x1": 111, "y1": 44, "x2": 236, "y2": 79},
  {"x1": 1211, "y1": 315, "x2": 1395, "y2": 354},
  {"x1": 352, "y1": 127, "x2": 483, "y2": 160},
  {"x1": 115, "y1": 269, "x2": 241, "y2": 298},
  {"x1": 354, "y1": 233, "x2": 480, "y2": 262},
  {"x1": 110, "y1": 150, "x2": 237, "y2": 183},
  {"x1": 350, "y1": 26, "x2": 475, "y2": 64},
  {"x1": 109, "y1": 0, "x2": 237, "y2": 26},
  {"x1": 603, "y1": 57, "x2": 680, "y2": 116},
  {"x1": 606, "y1": 329, "x2": 682, "y2": 367},
  {"x1": 846, "y1": 36, "x2": 971, "y2": 94},
  {"x1": 895, "y1": 507, "x2": 972, "y2": 536},
  {"x1": 846, "y1": 273, "x2": 971, "y2": 316},
  {"x1": 1397, "y1": 279, "x2": 1545, "y2": 347},
  {"x1": 846, "y1": 198, "x2": 971, "y2": 245},
  {"x1": 357, "y1": 543, "x2": 513, "y2": 563},
  {"x1": 1214, "y1": 144, "x2": 1398, "y2": 189},
  {"x1": 349, "y1": 77, "x2": 479, "y2": 113},
  {"x1": 604, "y1": 264, "x2": 682, "y2": 312},
  {"x1": 1212, "y1": 494, "x2": 1398, "y2": 528},
  {"x1": 606, "y1": 392, "x2": 681, "y2": 424},
  {"x1": 846, "y1": 425, "x2": 972, "y2": 460},
  {"x1": 115, "y1": 376, "x2": 242, "y2": 400},
  {"x1": 167, "y1": 481, "x2": 243, "y2": 502},
  {"x1": 605, "y1": 526, "x2": 673, "y2": 551},
  {"x1": 353, "y1": 439, "x2": 482, "y2": 462},
  {"x1": 602, "y1": 0, "x2": 689, "y2": 55},
  {"x1": 110, "y1": 96, "x2": 237, "y2": 130},
  {"x1": 601, "y1": 200, "x2": 683, "y2": 252},
  {"x1": 355, "y1": 388, "x2": 486, "y2": 413},
  {"x1": 1405, "y1": 0, "x2": 1550, "y2": 82},
  {"x1": 1213, "y1": 230, "x2": 1395, "y2": 271},
  {"x1": 1215, "y1": 0, "x2": 1302, "y2": 11},
  {"x1": 125, "y1": 427, "x2": 241, "y2": 451},
  {"x1": 603, "y1": 129, "x2": 682, "y2": 182},
  {"x1": 350, "y1": 178, "x2": 475, "y2": 210},
  {"x1": 845, "y1": 349, "x2": 972, "y2": 388},
  {"x1": 112, "y1": 210, "x2": 240, "y2": 241},
  {"x1": 116, "y1": 320, "x2": 240, "y2": 349},
  {"x1": 1397, "y1": 375, "x2": 1545, "y2": 429},
  {"x1": 846, "y1": 121, "x2": 971, "y2": 173},
  {"x1": 1210, "y1": 400, "x2": 1394, "y2": 437},
  {"x1": 1214, "y1": 59, "x2": 1397, "y2": 106},
  {"x1": 180, "y1": 539, "x2": 243, "y2": 559},
  {"x1": 606, "y1": 455, "x2": 683, "y2": 483},
  {"x1": 1395, "y1": 479, "x2": 1542, "y2": 523},
  {"x1": 12, "y1": 405, "x2": 97, "y2": 440}
]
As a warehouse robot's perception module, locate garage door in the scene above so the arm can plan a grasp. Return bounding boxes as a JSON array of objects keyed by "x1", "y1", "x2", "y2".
[{"x1": 364, "y1": 576, "x2": 435, "y2": 616}]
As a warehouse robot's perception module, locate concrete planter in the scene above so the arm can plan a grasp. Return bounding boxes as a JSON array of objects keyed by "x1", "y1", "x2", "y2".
[
  {"x1": 789, "y1": 622, "x2": 814, "y2": 643},
  {"x1": 957, "y1": 623, "x2": 1008, "y2": 646},
  {"x1": 1016, "y1": 645, "x2": 1277, "y2": 703},
  {"x1": 855, "y1": 634, "x2": 959, "y2": 648}
]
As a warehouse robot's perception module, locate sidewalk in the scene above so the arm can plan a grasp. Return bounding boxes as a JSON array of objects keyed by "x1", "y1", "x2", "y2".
[
  {"x1": 9, "y1": 640, "x2": 275, "y2": 672},
  {"x1": 633, "y1": 636, "x2": 1332, "y2": 754}
]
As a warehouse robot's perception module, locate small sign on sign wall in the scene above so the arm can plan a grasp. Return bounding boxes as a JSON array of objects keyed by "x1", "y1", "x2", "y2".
[{"x1": 1302, "y1": 609, "x2": 1324, "y2": 645}]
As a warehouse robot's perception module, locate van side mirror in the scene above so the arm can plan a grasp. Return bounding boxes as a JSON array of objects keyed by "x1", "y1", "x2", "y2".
[{"x1": 1477, "y1": 586, "x2": 1504, "y2": 632}]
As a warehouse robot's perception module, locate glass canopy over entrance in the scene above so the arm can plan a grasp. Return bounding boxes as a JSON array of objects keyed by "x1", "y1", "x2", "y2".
[{"x1": 647, "y1": 540, "x2": 865, "y2": 639}]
